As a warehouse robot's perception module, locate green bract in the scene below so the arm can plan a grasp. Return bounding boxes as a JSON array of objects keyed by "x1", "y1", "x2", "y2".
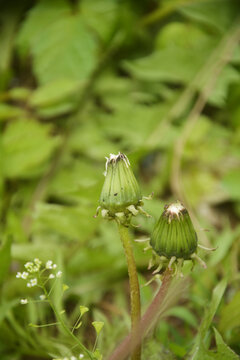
[
  {"x1": 96, "y1": 153, "x2": 150, "y2": 223},
  {"x1": 151, "y1": 202, "x2": 197, "y2": 260}
]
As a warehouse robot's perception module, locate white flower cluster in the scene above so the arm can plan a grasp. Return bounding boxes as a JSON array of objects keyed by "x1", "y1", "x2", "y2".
[
  {"x1": 16, "y1": 258, "x2": 42, "y2": 281},
  {"x1": 17, "y1": 258, "x2": 63, "y2": 305},
  {"x1": 27, "y1": 278, "x2": 38, "y2": 287}
]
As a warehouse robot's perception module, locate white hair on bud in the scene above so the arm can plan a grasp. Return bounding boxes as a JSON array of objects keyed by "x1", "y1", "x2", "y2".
[
  {"x1": 104, "y1": 152, "x2": 130, "y2": 176},
  {"x1": 166, "y1": 202, "x2": 184, "y2": 215}
]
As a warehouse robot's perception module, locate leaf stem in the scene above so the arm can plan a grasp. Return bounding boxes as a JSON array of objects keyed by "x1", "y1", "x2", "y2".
[{"x1": 117, "y1": 222, "x2": 141, "y2": 360}]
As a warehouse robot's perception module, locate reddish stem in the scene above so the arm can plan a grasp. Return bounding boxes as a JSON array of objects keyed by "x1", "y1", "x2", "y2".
[{"x1": 108, "y1": 269, "x2": 172, "y2": 360}]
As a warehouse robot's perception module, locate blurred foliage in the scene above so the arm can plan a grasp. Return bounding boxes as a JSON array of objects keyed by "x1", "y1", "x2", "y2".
[{"x1": 0, "y1": 0, "x2": 240, "y2": 359}]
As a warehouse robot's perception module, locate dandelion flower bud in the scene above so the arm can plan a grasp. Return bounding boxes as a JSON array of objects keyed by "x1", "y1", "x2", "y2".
[
  {"x1": 151, "y1": 202, "x2": 197, "y2": 259},
  {"x1": 96, "y1": 153, "x2": 150, "y2": 224},
  {"x1": 150, "y1": 202, "x2": 208, "y2": 276}
]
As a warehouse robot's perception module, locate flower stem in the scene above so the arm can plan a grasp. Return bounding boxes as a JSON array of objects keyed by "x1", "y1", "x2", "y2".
[
  {"x1": 108, "y1": 269, "x2": 172, "y2": 360},
  {"x1": 41, "y1": 284, "x2": 94, "y2": 360},
  {"x1": 117, "y1": 222, "x2": 141, "y2": 360}
]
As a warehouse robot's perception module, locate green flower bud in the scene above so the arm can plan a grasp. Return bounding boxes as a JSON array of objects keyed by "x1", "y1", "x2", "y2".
[
  {"x1": 150, "y1": 202, "x2": 197, "y2": 260},
  {"x1": 96, "y1": 153, "x2": 150, "y2": 223}
]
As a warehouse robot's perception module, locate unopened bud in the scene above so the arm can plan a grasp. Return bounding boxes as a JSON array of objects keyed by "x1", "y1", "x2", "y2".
[
  {"x1": 96, "y1": 153, "x2": 150, "y2": 224},
  {"x1": 151, "y1": 202, "x2": 197, "y2": 259}
]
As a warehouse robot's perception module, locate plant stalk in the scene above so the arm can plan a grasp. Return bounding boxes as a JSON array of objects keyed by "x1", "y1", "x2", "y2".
[
  {"x1": 117, "y1": 222, "x2": 141, "y2": 360},
  {"x1": 108, "y1": 269, "x2": 172, "y2": 360}
]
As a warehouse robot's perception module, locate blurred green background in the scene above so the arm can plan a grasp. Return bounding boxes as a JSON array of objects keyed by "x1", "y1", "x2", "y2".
[{"x1": 0, "y1": 0, "x2": 240, "y2": 359}]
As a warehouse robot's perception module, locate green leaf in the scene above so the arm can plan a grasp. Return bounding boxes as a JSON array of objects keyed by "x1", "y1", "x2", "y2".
[
  {"x1": 33, "y1": 203, "x2": 99, "y2": 241},
  {"x1": 0, "y1": 299, "x2": 19, "y2": 324},
  {"x1": 166, "y1": 306, "x2": 198, "y2": 328},
  {"x1": 206, "y1": 66, "x2": 240, "y2": 107},
  {"x1": 29, "y1": 79, "x2": 80, "y2": 108},
  {"x1": 0, "y1": 237, "x2": 12, "y2": 286},
  {"x1": 124, "y1": 23, "x2": 217, "y2": 84},
  {"x1": 0, "y1": 104, "x2": 25, "y2": 122},
  {"x1": 219, "y1": 291, "x2": 240, "y2": 332},
  {"x1": 17, "y1": 0, "x2": 70, "y2": 56},
  {"x1": 81, "y1": 0, "x2": 118, "y2": 41},
  {"x1": 17, "y1": 0, "x2": 97, "y2": 84},
  {"x1": 213, "y1": 328, "x2": 239, "y2": 360},
  {"x1": 179, "y1": 0, "x2": 239, "y2": 33},
  {"x1": 29, "y1": 79, "x2": 81, "y2": 118},
  {"x1": 92, "y1": 321, "x2": 104, "y2": 335},
  {"x1": 49, "y1": 159, "x2": 102, "y2": 202},
  {"x1": 209, "y1": 225, "x2": 240, "y2": 267},
  {"x1": 2, "y1": 119, "x2": 60, "y2": 178},
  {"x1": 75, "y1": 321, "x2": 82, "y2": 329},
  {"x1": 99, "y1": 102, "x2": 176, "y2": 149},
  {"x1": 191, "y1": 278, "x2": 227, "y2": 359}
]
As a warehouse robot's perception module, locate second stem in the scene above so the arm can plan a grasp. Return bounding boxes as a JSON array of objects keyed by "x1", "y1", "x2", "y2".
[{"x1": 117, "y1": 222, "x2": 141, "y2": 360}]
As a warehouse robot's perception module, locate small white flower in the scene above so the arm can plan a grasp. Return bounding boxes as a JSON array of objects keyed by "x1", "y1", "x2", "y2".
[
  {"x1": 16, "y1": 272, "x2": 22, "y2": 278},
  {"x1": 46, "y1": 260, "x2": 53, "y2": 269},
  {"x1": 20, "y1": 299, "x2": 28, "y2": 304},
  {"x1": 52, "y1": 264, "x2": 57, "y2": 269},
  {"x1": 49, "y1": 274, "x2": 55, "y2": 279},
  {"x1": 24, "y1": 261, "x2": 33, "y2": 268},
  {"x1": 71, "y1": 357, "x2": 77, "y2": 360},
  {"x1": 34, "y1": 258, "x2": 42, "y2": 265},
  {"x1": 40, "y1": 295, "x2": 46, "y2": 300},
  {"x1": 32, "y1": 265, "x2": 40, "y2": 273},
  {"x1": 24, "y1": 262, "x2": 35, "y2": 272},
  {"x1": 21, "y1": 272, "x2": 29, "y2": 279},
  {"x1": 27, "y1": 282, "x2": 31, "y2": 287},
  {"x1": 79, "y1": 355, "x2": 84, "y2": 359},
  {"x1": 56, "y1": 271, "x2": 62, "y2": 278},
  {"x1": 30, "y1": 278, "x2": 37, "y2": 286}
]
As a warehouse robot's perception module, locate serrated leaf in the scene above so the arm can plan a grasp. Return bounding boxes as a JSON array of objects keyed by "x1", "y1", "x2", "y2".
[
  {"x1": 17, "y1": 0, "x2": 70, "y2": 56},
  {"x1": 206, "y1": 66, "x2": 240, "y2": 107},
  {"x1": 124, "y1": 33, "x2": 217, "y2": 84},
  {"x1": 30, "y1": 79, "x2": 80, "y2": 108},
  {"x1": 17, "y1": 0, "x2": 97, "y2": 84},
  {"x1": 179, "y1": 0, "x2": 239, "y2": 33},
  {"x1": 81, "y1": 0, "x2": 118, "y2": 41},
  {"x1": 34, "y1": 14, "x2": 97, "y2": 84}
]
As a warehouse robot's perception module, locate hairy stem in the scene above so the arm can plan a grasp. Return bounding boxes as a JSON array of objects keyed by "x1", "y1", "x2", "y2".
[
  {"x1": 117, "y1": 222, "x2": 141, "y2": 360},
  {"x1": 108, "y1": 269, "x2": 172, "y2": 360}
]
